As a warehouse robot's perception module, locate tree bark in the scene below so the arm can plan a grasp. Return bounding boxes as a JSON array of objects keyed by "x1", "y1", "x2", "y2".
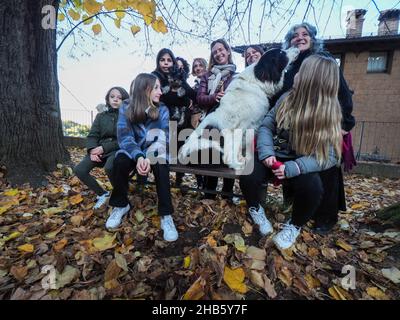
[{"x1": 0, "y1": 0, "x2": 69, "y2": 187}]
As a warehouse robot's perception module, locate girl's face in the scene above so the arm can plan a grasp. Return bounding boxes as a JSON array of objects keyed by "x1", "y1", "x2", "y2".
[
  {"x1": 150, "y1": 79, "x2": 162, "y2": 103},
  {"x1": 159, "y1": 53, "x2": 173, "y2": 73},
  {"x1": 211, "y1": 42, "x2": 230, "y2": 65},
  {"x1": 290, "y1": 27, "x2": 312, "y2": 52},
  {"x1": 108, "y1": 89, "x2": 123, "y2": 109},
  {"x1": 193, "y1": 60, "x2": 206, "y2": 77},
  {"x1": 245, "y1": 47, "x2": 262, "y2": 66}
]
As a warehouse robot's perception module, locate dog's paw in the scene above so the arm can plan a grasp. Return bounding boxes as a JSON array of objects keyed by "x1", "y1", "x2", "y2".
[{"x1": 228, "y1": 160, "x2": 246, "y2": 171}]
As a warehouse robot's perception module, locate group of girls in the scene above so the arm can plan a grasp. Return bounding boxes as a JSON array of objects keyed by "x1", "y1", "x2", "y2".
[{"x1": 74, "y1": 22, "x2": 355, "y2": 249}]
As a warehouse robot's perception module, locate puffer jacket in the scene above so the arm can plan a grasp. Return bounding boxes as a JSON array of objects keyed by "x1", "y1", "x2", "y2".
[
  {"x1": 116, "y1": 102, "x2": 170, "y2": 162},
  {"x1": 86, "y1": 106, "x2": 119, "y2": 157}
]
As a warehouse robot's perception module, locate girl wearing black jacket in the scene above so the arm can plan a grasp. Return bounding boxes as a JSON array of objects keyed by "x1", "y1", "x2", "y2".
[{"x1": 74, "y1": 86, "x2": 129, "y2": 210}]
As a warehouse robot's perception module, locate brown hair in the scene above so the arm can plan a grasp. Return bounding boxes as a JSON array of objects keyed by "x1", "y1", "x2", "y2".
[
  {"x1": 208, "y1": 38, "x2": 234, "y2": 70},
  {"x1": 126, "y1": 73, "x2": 159, "y2": 124}
]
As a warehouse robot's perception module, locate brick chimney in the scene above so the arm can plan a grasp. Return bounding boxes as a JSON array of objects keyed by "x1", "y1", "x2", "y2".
[
  {"x1": 378, "y1": 9, "x2": 400, "y2": 36},
  {"x1": 346, "y1": 9, "x2": 367, "y2": 38}
]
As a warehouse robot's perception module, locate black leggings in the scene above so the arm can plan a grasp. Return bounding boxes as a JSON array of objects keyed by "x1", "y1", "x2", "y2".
[
  {"x1": 109, "y1": 153, "x2": 174, "y2": 216},
  {"x1": 239, "y1": 160, "x2": 340, "y2": 227}
]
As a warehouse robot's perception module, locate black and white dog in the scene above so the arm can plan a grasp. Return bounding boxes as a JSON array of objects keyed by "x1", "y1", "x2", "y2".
[{"x1": 179, "y1": 47, "x2": 299, "y2": 170}]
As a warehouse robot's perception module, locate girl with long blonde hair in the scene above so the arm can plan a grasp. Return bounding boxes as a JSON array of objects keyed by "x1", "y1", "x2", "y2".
[
  {"x1": 240, "y1": 54, "x2": 343, "y2": 250},
  {"x1": 106, "y1": 73, "x2": 179, "y2": 242}
]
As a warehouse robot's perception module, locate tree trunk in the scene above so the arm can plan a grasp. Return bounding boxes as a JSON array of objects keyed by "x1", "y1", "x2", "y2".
[{"x1": 0, "y1": 0, "x2": 69, "y2": 187}]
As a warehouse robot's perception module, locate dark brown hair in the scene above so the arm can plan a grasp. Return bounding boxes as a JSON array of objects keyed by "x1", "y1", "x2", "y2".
[{"x1": 126, "y1": 73, "x2": 159, "y2": 124}]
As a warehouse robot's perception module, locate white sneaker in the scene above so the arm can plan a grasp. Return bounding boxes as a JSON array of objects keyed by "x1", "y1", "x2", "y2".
[
  {"x1": 249, "y1": 206, "x2": 273, "y2": 236},
  {"x1": 273, "y1": 223, "x2": 301, "y2": 250},
  {"x1": 105, "y1": 204, "x2": 130, "y2": 229},
  {"x1": 232, "y1": 196, "x2": 241, "y2": 205},
  {"x1": 160, "y1": 215, "x2": 178, "y2": 242},
  {"x1": 93, "y1": 191, "x2": 110, "y2": 210}
]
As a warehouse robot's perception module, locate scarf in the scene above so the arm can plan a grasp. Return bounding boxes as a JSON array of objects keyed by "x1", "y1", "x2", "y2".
[{"x1": 207, "y1": 64, "x2": 236, "y2": 95}]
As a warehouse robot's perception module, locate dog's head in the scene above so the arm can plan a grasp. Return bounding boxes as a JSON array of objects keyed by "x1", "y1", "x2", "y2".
[
  {"x1": 167, "y1": 66, "x2": 187, "y2": 90},
  {"x1": 254, "y1": 47, "x2": 300, "y2": 83}
]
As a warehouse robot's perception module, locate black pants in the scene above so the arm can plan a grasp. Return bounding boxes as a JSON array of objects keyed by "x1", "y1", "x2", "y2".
[
  {"x1": 109, "y1": 153, "x2": 174, "y2": 216},
  {"x1": 204, "y1": 176, "x2": 234, "y2": 198},
  {"x1": 239, "y1": 160, "x2": 340, "y2": 227},
  {"x1": 74, "y1": 153, "x2": 115, "y2": 196}
]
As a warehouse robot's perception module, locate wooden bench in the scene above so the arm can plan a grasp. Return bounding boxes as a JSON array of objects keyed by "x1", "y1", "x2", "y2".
[{"x1": 168, "y1": 164, "x2": 267, "y2": 201}]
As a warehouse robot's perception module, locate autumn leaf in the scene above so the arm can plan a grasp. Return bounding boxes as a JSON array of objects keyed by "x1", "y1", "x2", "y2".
[
  {"x1": 56, "y1": 265, "x2": 80, "y2": 289},
  {"x1": 329, "y1": 285, "x2": 352, "y2": 300},
  {"x1": 304, "y1": 274, "x2": 321, "y2": 289},
  {"x1": 92, "y1": 24, "x2": 102, "y2": 35},
  {"x1": 58, "y1": 13, "x2": 66, "y2": 22},
  {"x1": 223, "y1": 266, "x2": 247, "y2": 294},
  {"x1": 115, "y1": 10, "x2": 126, "y2": 19},
  {"x1": 137, "y1": 0, "x2": 156, "y2": 25},
  {"x1": 83, "y1": 0, "x2": 103, "y2": 15},
  {"x1": 366, "y1": 287, "x2": 389, "y2": 300},
  {"x1": 53, "y1": 238, "x2": 68, "y2": 251},
  {"x1": 351, "y1": 203, "x2": 365, "y2": 210},
  {"x1": 223, "y1": 233, "x2": 246, "y2": 253},
  {"x1": 4, "y1": 188, "x2": 19, "y2": 196},
  {"x1": 336, "y1": 239, "x2": 353, "y2": 252},
  {"x1": 381, "y1": 267, "x2": 400, "y2": 284},
  {"x1": 183, "y1": 256, "x2": 191, "y2": 269},
  {"x1": 321, "y1": 247, "x2": 337, "y2": 259},
  {"x1": 68, "y1": 8, "x2": 80, "y2": 21},
  {"x1": 103, "y1": 0, "x2": 118, "y2": 11},
  {"x1": 115, "y1": 253, "x2": 129, "y2": 272},
  {"x1": 10, "y1": 266, "x2": 28, "y2": 281},
  {"x1": 263, "y1": 274, "x2": 277, "y2": 299},
  {"x1": 135, "y1": 210, "x2": 144, "y2": 223},
  {"x1": 0, "y1": 231, "x2": 21, "y2": 247},
  {"x1": 82, "y1": 14, "x2": 94, "y2": 25},
  {"x1": 69, "y1": 194, "x2": 83, "y2": 205},
  {"x1": 92, "y1": 233, "x2": 117, "y2": 251},
  {"x1": 130, "y1": 25, "x2": 141, "y2": 36},
  {"x1": 17, "y1": 243, "x2": 34, "y2": 253},
  {"x1": 151, "y1": 17, "x2": 168, "y2": 34},
  {"x1": 70, "y1": 214, "x2": 84, "y2": 227},
  {"x1": 182, "y1": 276, "x2": 206, "y2": 300},
  {"x1": 43, "y1": 206, "x2": 64, "y2": 216},
  {"x1": 278, "y1": 266, "x2": 293, "y2": 287},
  {"x1": 45, "y1": 226, "x2": 64, "y2": 239},
  {"x1": 114, "y1": 18, "x2": 121, "y2": 28}
]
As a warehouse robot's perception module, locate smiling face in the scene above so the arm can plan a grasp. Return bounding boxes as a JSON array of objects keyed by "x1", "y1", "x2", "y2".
[
  {"x1": 193, "y1": 60, "x2": 206, "y2": 77},
  {"x1": 150, "y1": 79, "x2": 162, "y2": 104},
  {"x1": 290, "y1": 27, "x2": 312, "y2": 52},
  {"x1": 108, "y1": 89, "x2": 123, "y2": 109},
  {"x1": 211, "y1": 42, "x2": 230, "y2": 65},
  {"x1": 245, "y1": 47, "x2": 263, "y2": 66},
  {"x1": 159, "y1": 53, "x2": 173, "y2": 73}
]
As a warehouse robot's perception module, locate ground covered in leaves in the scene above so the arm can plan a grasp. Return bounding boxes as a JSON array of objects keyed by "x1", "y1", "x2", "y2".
[{"x1": 0, "y1": 147, "x2": 399, "y2": 300}]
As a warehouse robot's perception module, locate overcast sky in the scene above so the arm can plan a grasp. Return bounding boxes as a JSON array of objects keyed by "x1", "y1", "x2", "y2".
[{"x1": 57, "y1": 0, "x2": 400, "y2": 124}]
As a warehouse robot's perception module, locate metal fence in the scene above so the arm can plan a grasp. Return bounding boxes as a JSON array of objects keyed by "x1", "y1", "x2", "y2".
[
  {"x1": 61, "y1": 109, "x2": 400, "y2": 164},
  {"x1": 352, "y1": 121, "x2": 400, "y2": 164},
  {"x1": 61, "y1": 109, "x2": 95, "y2": 137}
]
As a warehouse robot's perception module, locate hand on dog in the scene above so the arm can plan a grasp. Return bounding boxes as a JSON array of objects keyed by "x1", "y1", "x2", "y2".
[
  {"x1": 215, "y1": 88, "x2": 225, "y2": 102},
  {"x1": 136, "y1": 157, "x2": 151, "y2": 176}
]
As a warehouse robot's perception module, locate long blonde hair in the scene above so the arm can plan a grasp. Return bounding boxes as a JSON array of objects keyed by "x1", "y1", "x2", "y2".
[
  {"x1": 276, "y1": 54, "x2": 342, "y2": 165},
  {"x1": 127, "y1": 73, "x2": 159, "y2": 124}
]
